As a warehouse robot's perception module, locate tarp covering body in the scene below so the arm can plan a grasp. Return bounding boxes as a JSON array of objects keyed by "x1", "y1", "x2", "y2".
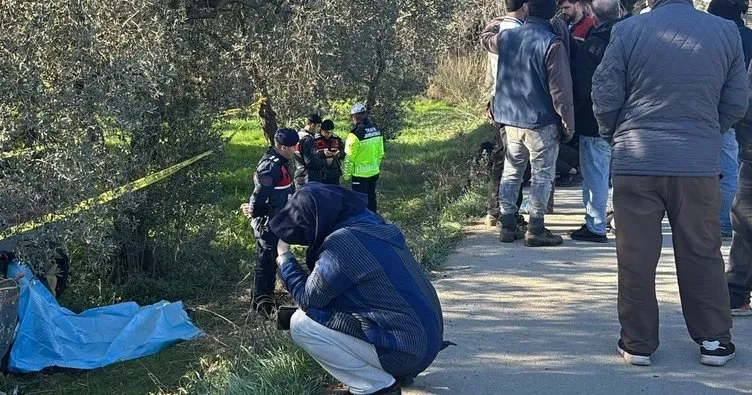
[{"x1": 6, "y1": 262, "x2": 204, "y2": 373}]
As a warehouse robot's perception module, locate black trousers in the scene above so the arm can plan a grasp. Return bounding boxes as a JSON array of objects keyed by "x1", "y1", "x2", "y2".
[
  {"x1": 352, "y1": 174, "x2": 379, "y2": 212},
  {"x1": 556, "y1": 142, "x2": 580, "y2": 176},
  {"x1": 727, "y1": 162, "x2": 752, "y2": 308},
  {"x1": 252, "y1": 219, "x2": 278, "y2": 298}
]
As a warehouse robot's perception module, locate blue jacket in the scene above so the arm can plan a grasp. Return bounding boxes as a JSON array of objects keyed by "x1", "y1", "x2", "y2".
[
  {"x1": 493, "y1": 17, "x2": 561, "y2": 129},
  {"x1": 278, "y1": 211, "x2": 443, "y2": 377}
]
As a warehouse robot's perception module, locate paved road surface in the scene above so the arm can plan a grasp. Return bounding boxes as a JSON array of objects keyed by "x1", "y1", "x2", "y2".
[{"x1": 406, "y1": 187, "x2": 752, "y2": 395}]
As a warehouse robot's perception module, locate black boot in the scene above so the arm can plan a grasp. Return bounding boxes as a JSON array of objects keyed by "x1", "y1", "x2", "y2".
[{"x1": 524, "y1": 228, "x2": 563, "y2": 247}]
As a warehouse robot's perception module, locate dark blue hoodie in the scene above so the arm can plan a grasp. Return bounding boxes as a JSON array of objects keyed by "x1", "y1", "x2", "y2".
[{"x1": 269, "y1": 183, "x2": 444, "y2": 377}]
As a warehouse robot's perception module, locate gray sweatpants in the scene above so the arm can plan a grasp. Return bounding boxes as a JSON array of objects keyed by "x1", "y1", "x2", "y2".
[{"x1": 290, "y1": 310, "x2": 395, "y2": 394}]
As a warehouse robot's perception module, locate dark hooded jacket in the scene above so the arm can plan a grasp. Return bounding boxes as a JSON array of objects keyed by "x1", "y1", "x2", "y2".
[
  {"x1": 269, "y1": 183, "x2": 443, "y2": 377},
  {"x1": 733, "y1": 62, "x2": 752, "y2": 164},
  {"x1": 573, "y1": 19, "x2": 618, "y2": 138}
]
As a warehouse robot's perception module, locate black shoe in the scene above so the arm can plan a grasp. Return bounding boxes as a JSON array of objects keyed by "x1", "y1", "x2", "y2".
[
  {"x1": 556, "y1": 172, "x2": 583, "y2": 187},
  {"x1": 499, "y1": 226, "x2": 525, "y2": 243},
  {"x1": 617, "y1": 339, "x2": 652, "y2": 366},
  {"x1": 372, "y1": 381, "x2": 402, "y2": 394},
  {"x1": 252, "y1": 295, "x2": 276, "y2": 319},
  {"x1": 516, "y1": 215, "x2": 528, "y2": 230},
  {"x1": 524, "y1": 228, "x2": 563, "y2": 247},
  {"x1": 570, "y1": 224, "x2": 608, "y2": 243},
  {"x1": 700, "y1": 341, "x2": 735, "y2": 366}
]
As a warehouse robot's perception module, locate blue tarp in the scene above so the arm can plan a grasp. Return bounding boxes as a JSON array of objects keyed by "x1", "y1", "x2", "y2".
[{"x1": 6, "y1": 262, "x2": 205, "y2": 373}]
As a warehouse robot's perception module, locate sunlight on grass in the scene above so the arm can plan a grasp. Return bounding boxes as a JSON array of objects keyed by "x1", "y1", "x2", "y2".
[{"x1": 0, "y1": 99, "x2": 492, "y2": 395}]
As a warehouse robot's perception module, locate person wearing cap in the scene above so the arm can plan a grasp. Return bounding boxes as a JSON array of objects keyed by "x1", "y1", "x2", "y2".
[
  {"x1": 294, "y1": 114, "x2": 333, "y2": 189},
  {"x1": 245, "y1": 128, "x2": 299, "y2": 316},
  {"x1": 343, "y1": 104, "x2": 385, "y2": 213},
  {"x1": 480, "y1": 0, "x2": 575, "y2": 247},
  {"x1": 708, "y1": 0, "x2": 752, "y2": 239},
  {"x1": 315, "y1": 120, "x2": 346, "y2": 185}
]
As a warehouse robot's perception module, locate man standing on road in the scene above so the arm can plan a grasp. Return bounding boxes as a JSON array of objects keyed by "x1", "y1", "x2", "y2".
[
  {"x1": 481, "y1": 0, "x2": 529, "y2": 228},
  {"x1": 481, "y1": 0, "x2": 575, "y2": 247},
  {"x1": 246, "y1": 129, "x2": 299, "y2": 316},
  {"x1": 727, "y1": 63, "x2": 752, "y2": 317},
  {"x1": 343, "y1": 104, "x2": 385, "y2": 213},
  {"x1": 294, "y1": 114, "x2": 333, "y2": 189},
  {"x1": 708, "y1": 0, "x2": 752, "y2": 238},
  {"x1": 569, "y1": 0, "x2": 622, "y2": 243},
  {"x1": 592, "y1": 0, "x2": 748, "y2": 366},
  {"x1": 558, "y1": 0, "x2": 594, "y2": 41}
]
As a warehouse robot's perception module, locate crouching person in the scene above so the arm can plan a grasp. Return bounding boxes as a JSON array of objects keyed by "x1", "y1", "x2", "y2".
[{"x1": 268, "y1": 183, "x2": 444, "y2": 395}]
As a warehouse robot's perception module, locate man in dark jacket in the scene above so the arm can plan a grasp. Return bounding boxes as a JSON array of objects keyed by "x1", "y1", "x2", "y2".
[
  {"x1": 294, "y1": 114, "x2": 333, "y2": 189},
  {"x1": 708, "y1": 0, "x2": 752, "y2": 237},
  {"x1": 727, "y1": 63, "x2": 752, "y2": 317},
  {"x1": 481, "y1": 0, "x2": 575, "y2": 247},
  {"x1": 246, "y1": 129, "x2": 299, "y2": 316},
  {"x1": 569, "y1": 0, "x2": 622, "y2": 243},
  {"x1": 592, "y1": 0, "x2": 748, "y2": 367},
  {"x1": 315, "y1": 119, "x2": 346, "y2": 185}
]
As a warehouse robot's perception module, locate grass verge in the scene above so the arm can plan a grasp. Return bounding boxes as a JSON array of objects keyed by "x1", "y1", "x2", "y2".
[{"x1": 0, "y1": 99, "x2": 492, "y2": 395}]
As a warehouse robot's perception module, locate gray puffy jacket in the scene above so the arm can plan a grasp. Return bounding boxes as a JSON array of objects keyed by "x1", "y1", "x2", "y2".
[{"x1": 592, "y1": 0, "x2": 748, "y2": 176}]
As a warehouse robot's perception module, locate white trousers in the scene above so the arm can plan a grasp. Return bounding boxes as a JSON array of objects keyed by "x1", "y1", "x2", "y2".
[{"x1": 290, "y1": 310, "x2": 396, "y2": 394}]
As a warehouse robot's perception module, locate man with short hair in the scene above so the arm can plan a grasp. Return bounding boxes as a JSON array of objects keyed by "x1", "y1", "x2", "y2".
[
  {"x1": 557, "y1": 0, "x2": 594, "y2": 40},
  {"x1": 708, "y1": 0, "x2": 752, "y2": 238},
  {"x1": 247, "y1": 128, "x2": 299, "y2": 316},
  {"x1": 316, "y1": 119, "x2": 346, "y2": 185},
  {"x1": 480, "y1": 0, "x2": 529, "y2": 228},
  {"x1": 569, "y1": 0, "x2": 622, "y2": 243},
  {"x1": 343, "y1": 104, "x2": 385, "y2": 213},
  {"x1": 592, "y1": 0, "x2": 748, "y2": 366},
  {"x1": 294, "y1": 114, "x2": 333, "y2": 189},
  {"x1": 481, "y1": 0, "x2": 575, "y2": 247}
]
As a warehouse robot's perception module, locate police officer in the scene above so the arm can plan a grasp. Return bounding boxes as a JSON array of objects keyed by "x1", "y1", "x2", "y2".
[
  {"x1": 294, "y1": 114, "x2": 333, "y2": 189},
  {"x1": 343, "y1": 104, "x2": 385, "y2": 213},
  {"x1": 247, "y1": 128, "x2": 299, "y2": 316},
  {"x1": 315, "y1": 120, "x2": 346, "y2": 185}
]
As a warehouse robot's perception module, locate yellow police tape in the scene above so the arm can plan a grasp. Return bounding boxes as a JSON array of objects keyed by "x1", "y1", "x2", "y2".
[{"x1": 0, "y1": 150, "x2": 215, "y2": 241}]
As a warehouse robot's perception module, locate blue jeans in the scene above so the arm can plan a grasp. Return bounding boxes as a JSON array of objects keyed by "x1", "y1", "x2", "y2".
[
  {"x1": 580, "y1": 136, "x2": 611, "y2": 235},
  {"x1": 499, "y1": 124, "x2": 559, "y2": 232},
  {"x1": 720, "y1": 130, "x2": 740, "y2": 236}
]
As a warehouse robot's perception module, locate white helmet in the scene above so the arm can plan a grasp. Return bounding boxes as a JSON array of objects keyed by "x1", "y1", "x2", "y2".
[{"x1": 350, "y1": 103, "x2": 367, "y2": 115}]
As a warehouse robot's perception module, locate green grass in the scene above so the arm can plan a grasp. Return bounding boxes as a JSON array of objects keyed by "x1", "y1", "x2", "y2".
[{"x1": 0, "y1": 99, "x2": 492, "y2": 395}]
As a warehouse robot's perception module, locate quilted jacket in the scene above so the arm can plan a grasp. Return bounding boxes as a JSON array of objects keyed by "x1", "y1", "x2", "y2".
[{"x1": 592, "y1": 0, "x2": 748, "y2": 176}]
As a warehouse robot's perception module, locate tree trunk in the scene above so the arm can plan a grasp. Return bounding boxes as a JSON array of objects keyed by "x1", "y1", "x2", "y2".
[
  {"x1": 366, "y1": 42, "x2": 387, "y2": 110},
  {"x1": 258, "y1": 97, "x2": 278, "y2": 146}
]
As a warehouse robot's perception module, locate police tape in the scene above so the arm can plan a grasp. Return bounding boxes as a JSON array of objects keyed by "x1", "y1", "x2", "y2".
[{"x1": 0, "y1": 150, "x2": 215, "y2": 241}]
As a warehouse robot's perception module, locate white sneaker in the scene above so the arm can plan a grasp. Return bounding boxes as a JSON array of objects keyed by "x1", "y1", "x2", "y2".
[
  {"x1": 700, "y1": 341, "x2": 735, "y2": 367},
  {"x1": 617, "y1": 339, "x2": 651, "y2": 366}
]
